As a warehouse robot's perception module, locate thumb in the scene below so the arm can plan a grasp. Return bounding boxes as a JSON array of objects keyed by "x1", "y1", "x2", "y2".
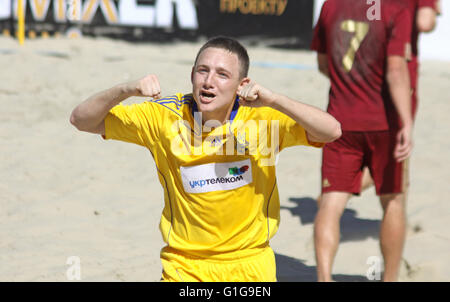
[{"x1": 396, "y1": 129, "x2": 405, "y2": 146}]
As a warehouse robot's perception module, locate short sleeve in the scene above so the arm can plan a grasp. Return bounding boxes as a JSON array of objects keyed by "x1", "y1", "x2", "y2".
[
  {"x1": 310, "y1": 1, "x2": 329, "y2": 54},
  {"x1": 418, "y1": 0, "x2": 438, "y2": 10},
  {"x1": 269, "y1": 109, "x2": 325, "y2": 151},
  {"x1": 103, "y1": 101, "x2": 160, "y2": 148},
  {"x1": 387, "y1": 7, "x2": 413, "y2": 58}
]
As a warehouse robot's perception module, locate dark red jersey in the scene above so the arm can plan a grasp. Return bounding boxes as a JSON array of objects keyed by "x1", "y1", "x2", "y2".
[{"x1": 311, "y1": 0, "x2": 412, "y2": 131}]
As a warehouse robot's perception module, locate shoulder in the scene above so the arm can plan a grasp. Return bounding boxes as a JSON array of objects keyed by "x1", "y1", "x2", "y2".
[
  {"x1": 239, "y1": 106, "x2": 290, "y2": 123},
  {"x1": 318, "y1": 0, "x2": 333, "y2": 21},
  {"x1": 145, "y1": 93, "x2": 194, "y2": 118},
  {"x1": 383, "y1": 0, "x2": 411, "y2": 19},
  {"x1": 109, "y1": 93, "x2": 193, "y2": 125}
]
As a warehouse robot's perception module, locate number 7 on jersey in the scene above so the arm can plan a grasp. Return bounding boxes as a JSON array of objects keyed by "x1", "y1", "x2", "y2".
[{"x1": 340, "y1": 20, "x2": 369, "y2": 72}]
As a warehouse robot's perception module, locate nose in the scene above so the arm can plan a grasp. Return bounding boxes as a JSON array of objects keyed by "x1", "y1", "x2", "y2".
[{"x1": 203, "y1": 72, "x2": 214, "y2": 88}]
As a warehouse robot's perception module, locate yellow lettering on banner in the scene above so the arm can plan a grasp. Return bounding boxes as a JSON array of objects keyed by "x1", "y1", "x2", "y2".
[
  {"x1": 239, "y1": 0, "x2": 250, "y2": 14},
  {"x1": 257, "y1": 0, "x2": 268, "y2": 15},
  {"x1": 261, "y1": 0, "x2": 276, "y2": 15},
  {"x1": 29, "y1": 0, "x2": 51, "y2": 21},
  {"x1": 101, "y1": 0, "x2": 118, "y2": 23},
  {"x1": 82, "y1": 0, "x2": 118, "y2": 24},
  {"x1": 220, "y1": 0, "x2": 288, "y2": 16},
  {"x1": 56, "y1": 0, "x2": 64, "y2": 21},
  {"x1": 82, "y1": 0, "x2": 97, "y2": 22},
  {"x1": 33, "y1": 0, "x2": 47, "y2": 19},
  {"x1": 277, "y1": 0, "x2": 287, "y2": 16},
  {"x1": 220, "y1": 0, "x2": 237, "y2": 13}
]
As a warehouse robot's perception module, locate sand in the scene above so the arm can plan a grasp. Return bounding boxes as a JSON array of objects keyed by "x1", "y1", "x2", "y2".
[{"x1": 0, "y1": 36, "x2": 449, "y2": 281}]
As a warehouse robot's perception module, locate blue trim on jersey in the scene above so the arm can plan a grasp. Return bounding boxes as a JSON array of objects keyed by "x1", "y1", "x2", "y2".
[
  {"x1": 157, "y1": 100, "x2": 191, "y2": 110},
  {"x1": 149, "y1": 95, "x2": 193, "y2": 118},
  {"x1": 229, "y1": 97, "x2": 240, "y2": 121},
  {"x1": 150, "y1": 102, "x2": 183, "y2": 118},
  {"x1": 191, "y1": 95, "x2": 240, "y2": 123},
  {"x1": 154, "y1": 96, "x2": 189, "y2": 108}
]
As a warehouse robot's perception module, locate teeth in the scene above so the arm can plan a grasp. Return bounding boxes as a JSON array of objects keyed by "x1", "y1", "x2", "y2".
[{"x1": 201, "y1": 92, "x2": 215, "y2": 98}]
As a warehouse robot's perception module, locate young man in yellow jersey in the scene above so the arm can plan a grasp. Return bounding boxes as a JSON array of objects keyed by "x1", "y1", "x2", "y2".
[{"x1": 70, "y1": 36, "x2": 341, "y2": 282}]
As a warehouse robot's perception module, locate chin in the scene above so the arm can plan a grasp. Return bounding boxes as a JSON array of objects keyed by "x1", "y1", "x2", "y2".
[{"x1": 195, "y1": 98, "x2": 217, "y2": 113}]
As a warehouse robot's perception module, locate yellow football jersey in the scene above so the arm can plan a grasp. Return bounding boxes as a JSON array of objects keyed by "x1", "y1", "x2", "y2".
[{"x1": 104, "y1": 93, "x2": 323, "y2": 260}]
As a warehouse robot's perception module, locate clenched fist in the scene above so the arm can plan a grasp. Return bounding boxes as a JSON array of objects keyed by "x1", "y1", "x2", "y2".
[
  {"x1": 126, "y1": 74, "x2": 162, "y2": 99},
  {"x1": 237, "y1": 82, "x2": 276, "y2": 107}
]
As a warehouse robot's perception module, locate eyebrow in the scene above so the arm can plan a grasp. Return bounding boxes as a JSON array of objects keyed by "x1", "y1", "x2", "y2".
[
  {"x1": 196, "y1": 64, "x2": 232, "y2": 75},
  {"x1": 216, "y1": 67, "x2": 231, "y2": 75}
]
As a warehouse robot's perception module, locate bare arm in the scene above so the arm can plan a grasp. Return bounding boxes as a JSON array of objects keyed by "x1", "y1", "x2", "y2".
[
  {"x1": 317, "y1": 53, "x2": 329, "y2": 78},
  {"x1": 70, "y1": 75, "x2": 161, "y2": 135},
  {"x1": 386, "y1": 56, "x2": 413, "y2": 162},
  {"x1": 237, "y1": 83, "x2": 341, "y2": 143},
  {"x1": 416, "y1": 7, "x2": 438, "y2": 33}
]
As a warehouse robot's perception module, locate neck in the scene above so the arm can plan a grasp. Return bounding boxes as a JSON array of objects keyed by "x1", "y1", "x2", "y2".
[{"x1": 201, "y1": 100, "x2": 236, "y2": 125}]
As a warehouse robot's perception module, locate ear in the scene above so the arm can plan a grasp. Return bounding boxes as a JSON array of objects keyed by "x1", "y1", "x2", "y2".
[
  {"x1": 191, "y1": 67, "x2": 194, "y2": 84},
  {"x1": 238, "y1": 77, "x2": 251, "y2": 89}
]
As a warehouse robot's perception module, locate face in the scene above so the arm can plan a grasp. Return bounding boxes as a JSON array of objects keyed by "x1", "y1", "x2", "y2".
[{"x1": 191, "y1": 47, "x2": 248, "y2": 122}]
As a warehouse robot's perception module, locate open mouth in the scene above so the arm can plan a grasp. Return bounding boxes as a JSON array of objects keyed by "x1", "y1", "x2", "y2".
[{"x1": 200, "y1": 91, "x2": 216, "y2": 103}]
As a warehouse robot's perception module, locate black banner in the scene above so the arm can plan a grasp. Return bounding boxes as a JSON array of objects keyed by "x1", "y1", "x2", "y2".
[
  {"x1": 197, "y1": 0, "x2": 314, "y2": 48},
  {"x1": 0, "y1": 0, "x2": 314, "y2": 48}
]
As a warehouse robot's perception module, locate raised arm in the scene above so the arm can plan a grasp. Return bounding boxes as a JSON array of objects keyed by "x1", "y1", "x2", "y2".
[
  {"x1": 70, "y1": 75, "x2": 161, "y2": 135},
  {"x1": 237, "y1": 83, "x2": 341, "y2": 143}
]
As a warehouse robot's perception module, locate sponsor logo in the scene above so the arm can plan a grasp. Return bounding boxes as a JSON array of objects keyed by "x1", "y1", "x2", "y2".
[
  {"x1": 228, "y1": 165, "x2": 249, "y2": 176},
  {"x1": 189, "y1": 175, "x2": 244, "y2": 189},
  {"x1": 181, "y1": 159, "x2": 252, "y2": 193},
  {"x1": 189, "y1": 165, "x2": 249, "y2": 189}
]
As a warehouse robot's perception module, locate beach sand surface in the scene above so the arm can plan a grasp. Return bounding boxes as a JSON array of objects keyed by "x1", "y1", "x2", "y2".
[{"x1": 0, "y1": 36, "x2": 449, "y2": 281}]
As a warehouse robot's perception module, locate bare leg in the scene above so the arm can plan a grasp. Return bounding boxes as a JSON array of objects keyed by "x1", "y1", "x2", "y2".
[
  {"x1": 317, "y1": 167, "x2": 373, "y2": 206},
  {"x1": 379, "y1": 192, "x2": 407, "y2": 282},
  {"x1": 361, "y1": 167, "x2": 374, "y2": 191},
  {"x1": 314, "y1": 192, "x2": 351, "y2": 281}
]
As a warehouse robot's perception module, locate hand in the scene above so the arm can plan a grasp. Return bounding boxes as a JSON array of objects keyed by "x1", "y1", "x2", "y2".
[
  {"x1": 393, "y1": 125, "x2": 413, "y2": 162},
  {"x1": 237, "y1": 82, "x2": 276, "y2": 107},
  {"x1": 127, "y1": 74, "x2": 161, "y2": 99}
]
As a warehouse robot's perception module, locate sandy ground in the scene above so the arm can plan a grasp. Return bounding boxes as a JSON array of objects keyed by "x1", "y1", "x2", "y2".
[{"x1": 0, "y1": 36, "x2": 449, "y2": 282}]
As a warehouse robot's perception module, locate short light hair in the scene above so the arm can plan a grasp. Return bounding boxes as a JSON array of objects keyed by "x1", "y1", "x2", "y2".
[{"x1": 194, "y1": 36, "x2": 250, "y2": 79}]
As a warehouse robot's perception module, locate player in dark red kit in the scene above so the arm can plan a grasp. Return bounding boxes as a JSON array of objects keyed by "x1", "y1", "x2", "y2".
[
  {"x1": 358, "y1": 0, "x2": 441, "y2": 192},
  {"x1": 408, "y1": 0, "x2": 440, "y2": 117},
  {"x1": 311, "y1": 0, "x2": 413, "y2": 281}
]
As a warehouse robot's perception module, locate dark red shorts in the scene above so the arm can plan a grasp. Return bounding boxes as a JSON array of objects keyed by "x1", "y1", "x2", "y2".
[{"x1": 321, "y1": 130, "x2": 409, "y2": 196}]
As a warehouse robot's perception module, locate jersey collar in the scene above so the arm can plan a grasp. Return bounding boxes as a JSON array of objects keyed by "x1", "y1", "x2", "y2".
[{"x1": 191, "y1": 96, "x2": 240, "y2": 125}]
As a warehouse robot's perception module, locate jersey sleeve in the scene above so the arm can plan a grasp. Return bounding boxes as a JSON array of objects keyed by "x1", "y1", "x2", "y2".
[
  {"x1": 310, "y1": 1, "x2": 329, "y2": 53},
  {"x1": 418, "y1": 0, "x2": 439, "y2": 10},
  {"x1": 386, "y1": 6, "x2": 413, "y2": 58},
  {"x1": 103, "y1": 101, "x2": 161, "y2": 148},
  {"x1": 269, "y1": 109, "x2": 324, "y2": 151}
]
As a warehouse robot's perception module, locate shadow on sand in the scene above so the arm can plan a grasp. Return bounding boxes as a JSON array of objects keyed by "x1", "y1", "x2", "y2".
[
  {"x1": 276, "y1": 196, "x2": 382, "y2": 281},
  {"x1": 281, "y1": 197, "x2": 381, "y2": 242},
  {"x1": 275, "y1": 253, "x2": 370, "y2": 282}
]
